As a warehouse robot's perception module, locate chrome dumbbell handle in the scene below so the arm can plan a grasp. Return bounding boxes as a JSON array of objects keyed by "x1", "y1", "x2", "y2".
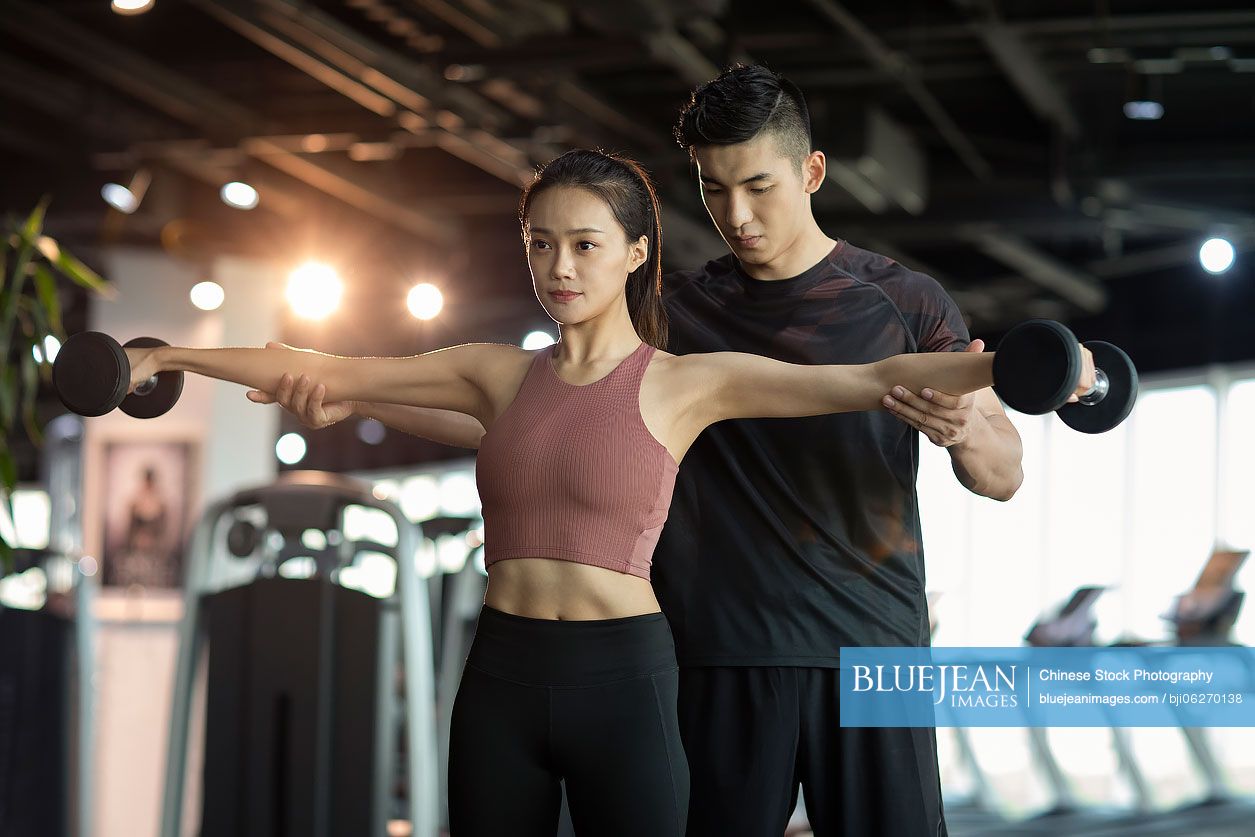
[
  {"x1": 133, "y1": 376, "x2": 160, "y2": 397},
  {"x1": 1078, "y1": 368, "x2": 1110, "y2": 406}
]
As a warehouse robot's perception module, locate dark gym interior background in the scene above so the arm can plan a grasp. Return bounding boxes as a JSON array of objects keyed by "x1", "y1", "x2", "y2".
[{"x1": 1, "y1": 1, "x2": 1253, "y2": 836}]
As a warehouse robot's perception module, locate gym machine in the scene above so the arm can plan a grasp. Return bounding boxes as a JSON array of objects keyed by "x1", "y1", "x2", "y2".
[
  {"x1": 0, "y1": 414, "x2": 97, "y2": 837},
  {"x1": 1024, "y1": 587, "x2": 1155, "y2": 826},
  {"x1": 159, "y1": 470, "x2": 439, "y2": 837}
]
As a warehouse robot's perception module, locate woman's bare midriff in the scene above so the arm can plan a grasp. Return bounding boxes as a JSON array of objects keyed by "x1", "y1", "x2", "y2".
[{"x1": 484, "y1": 557, "x2": 663, "y2": 620}]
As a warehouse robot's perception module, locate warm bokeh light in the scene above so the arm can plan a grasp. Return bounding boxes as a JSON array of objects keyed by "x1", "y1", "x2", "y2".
[
  {"x1": 407, "y1": 282, "x2": 444, "y2": 320},
  {"x1": 522, "y1": 330, "x2": 556, "y2": 349},
  {"x1": 286, "y1": 262, "x2": 343, "y2": 320},
  {"x1": 111, "y1": 0, "x2": 154, "y2": 15},
  {"x1": 220, "y1": 181, "x2": 259, "y2": 210},
  {"x1": 275, "y1": 432, "x2": 307, "y2": 465},
  {"x1": 190, "y1": 280, "x2": 225, "y2": 311}
]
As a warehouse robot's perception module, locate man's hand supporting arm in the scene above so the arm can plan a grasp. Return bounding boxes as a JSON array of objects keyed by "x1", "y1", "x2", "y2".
[
  {"x1": 146, "y1": 342, "x2": 489, "y2": 417},
  {"x1": 946, "y1": 388, "x2": 1024, "y2": 501},
  {"x1": 881, "y1": 341, "x2": 1024, "y2": 501},
  {"x1": 243, "y1": 351, "x2": 486, "y2": 450}
]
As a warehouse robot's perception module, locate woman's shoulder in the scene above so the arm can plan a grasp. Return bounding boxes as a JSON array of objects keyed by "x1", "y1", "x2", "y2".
[
  {"x1": 647, "y1": 349, "x2": 733, "y2": 385},
  {"x1": 444, "y1": 342, "x2": 536, "y2": 364},
  {"x1": 430, "y1": 343, "x2": 538, "y2": 391}
]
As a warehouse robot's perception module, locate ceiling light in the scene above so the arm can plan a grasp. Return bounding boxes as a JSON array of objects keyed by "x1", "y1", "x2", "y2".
[
  {"x1": 286, "y1": 262, "x2": 343, "y2": 320},
  {"x1": 190, "y1": 281, "x2": 225, "y2": 311},
  {"x1": 275, "y1": 433, "x2": 307, "y2": 465},
  {"x1": 407, "y1": 283, "x2": 443, "y2": 320},
  {"x1": 112, "y1": 0, "x2": 155, "y2": 15},
  {"x1": 1199, "y1": 238, "x2": 1235, "y2": 274},
  {"x1": 220, "y1": 181, "x2": 259, "y2": 210}
]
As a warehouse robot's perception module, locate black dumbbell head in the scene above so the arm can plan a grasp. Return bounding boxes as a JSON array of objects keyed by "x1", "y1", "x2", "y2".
[
  {"x1": 992, "y1": 319, "x2": 1082, "y2": 415},
  {"x1": 1058, "y1": 341, "x2": 1138, "y2": 434},
  {"x1": 52, "y1": 331, "x2": 130, "y2": 417},
  {"x1": 120, "y1": 337, "x2": 183, "y2": 419}
]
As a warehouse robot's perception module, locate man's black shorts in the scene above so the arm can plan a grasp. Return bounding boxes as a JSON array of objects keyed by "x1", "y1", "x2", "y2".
[{"x1": 678, "y1": 666, "x2": 948, "y2": 837}]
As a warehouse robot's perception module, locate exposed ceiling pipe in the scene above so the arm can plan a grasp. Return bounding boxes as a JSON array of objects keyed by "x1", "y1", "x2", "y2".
[
  {"x1": 802, "y1": 0, "x2": 993, "y2": 181},
  {"x1": 2, "y1": 0, "x2": 463, "y2": 243},
  {"x1": 963, "y1": 228, "x2": 1107, "y2": 313}
]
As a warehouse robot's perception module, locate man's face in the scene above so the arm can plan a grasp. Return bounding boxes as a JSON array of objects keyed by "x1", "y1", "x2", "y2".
[{"x1": 694, "y1": 133, "x2": 821, "y2": 270}]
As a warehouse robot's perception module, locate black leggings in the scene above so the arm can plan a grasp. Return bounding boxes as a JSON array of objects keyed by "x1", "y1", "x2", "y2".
[{"x1": 448, "y1": 604, "x2": 688, "y2": 837}]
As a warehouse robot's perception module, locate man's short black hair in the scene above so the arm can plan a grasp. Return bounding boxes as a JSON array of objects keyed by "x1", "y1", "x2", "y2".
[{"x1": 673, "y1": 65, "x2": 812, "y2": 166}]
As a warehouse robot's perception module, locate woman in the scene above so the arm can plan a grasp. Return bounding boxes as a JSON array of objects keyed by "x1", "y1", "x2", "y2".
[{"x1": 124, "y1": 149, "x2": 1093, "y2": 836}]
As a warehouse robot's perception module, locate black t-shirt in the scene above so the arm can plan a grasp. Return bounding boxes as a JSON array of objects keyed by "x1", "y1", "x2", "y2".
[{"x1": 651, "y1": 240, "x2": 970, "y2": 668}]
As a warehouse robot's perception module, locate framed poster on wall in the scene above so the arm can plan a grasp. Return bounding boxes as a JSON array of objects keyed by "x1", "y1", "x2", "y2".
[{"x1": 100, "y1": 439, "x2": 197, "y2": 588}]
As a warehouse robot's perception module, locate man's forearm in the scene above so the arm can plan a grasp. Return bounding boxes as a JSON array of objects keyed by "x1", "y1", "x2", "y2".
[
  {"x1": 356, "y1": 402, "x2": 485, "y2": 449},
  {"x1": 948, "y1": 412, "x2": 1023, "y2": 501}
]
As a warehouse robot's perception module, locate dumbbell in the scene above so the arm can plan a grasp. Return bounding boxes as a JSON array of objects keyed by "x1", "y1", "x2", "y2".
[
  {"x1": 52, "y1": 332, "x2": 184, "y2": 418},
  {"x1": 992, "y1": 319, "x2": 1138, "y2": 433}
]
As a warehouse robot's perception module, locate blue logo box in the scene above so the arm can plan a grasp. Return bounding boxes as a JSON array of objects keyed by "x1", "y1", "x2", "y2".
[{"x1": 839, "y1": 647, "x2": 1255, "y2": 727}]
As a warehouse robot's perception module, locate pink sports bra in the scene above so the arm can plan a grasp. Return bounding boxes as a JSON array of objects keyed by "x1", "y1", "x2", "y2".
[{"x1": 474, "y1": 341, "x2": 679, "y2": 580}]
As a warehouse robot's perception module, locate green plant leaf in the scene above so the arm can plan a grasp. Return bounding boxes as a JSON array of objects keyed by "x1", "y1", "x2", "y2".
[
  {"x1": 1, "y1": 227, "x2": 36, "y2": 346},
  {"x1": 21, "y1": 197, "x2": 50, "y2": 242},
  {"x1": 0, "y1": 242, "x2": 32, "y2": 348},
  {"x1": 0, "y1": 535, "x2": 13, "y2": 578},
  {"x1": 19, "y1": 348, "x2": 40, "y2": 444},
  {"x1": 18, "y1": 298, "x2": 46, "y2": 343},
  {"x1": 48, "y1": 247, "x2": 112, "y2": 296},
  {"x1": 0, "y1": 365, "x2": 16, "y2": 429},
  {"x1": 0, "y1": 447, "x2": 16, "y2": 495},
  {"x1": 32, "y1": 265, "x2": 62, "y2": 335}
]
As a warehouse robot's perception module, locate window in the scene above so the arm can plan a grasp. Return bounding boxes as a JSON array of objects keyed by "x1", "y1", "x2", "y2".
[{"x1": 1126, "y1": 386, "x2": 1218, "y2": 640}]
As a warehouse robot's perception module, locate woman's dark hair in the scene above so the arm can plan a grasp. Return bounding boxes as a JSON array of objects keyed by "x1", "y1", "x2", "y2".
[
  {"x1": 519, "y1": 149, "x2": 668, "y2": 350},
  {"x1": 673, "y1": 64, "x2": 811, "y2": 167}
]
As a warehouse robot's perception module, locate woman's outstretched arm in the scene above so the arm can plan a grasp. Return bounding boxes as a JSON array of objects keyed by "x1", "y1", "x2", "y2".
[
  {"x1": 237, "y1": 342, "x2": 487, "y2": 448},
  {"x1": 692, "y1": 346, "x2": 1093, "y2": 424},
  {"x1": 129, "y1": 342, "x2": 510, "y2": 418}
]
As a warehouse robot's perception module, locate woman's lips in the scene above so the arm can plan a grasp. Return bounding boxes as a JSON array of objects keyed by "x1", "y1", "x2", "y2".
[{"x1": 549, "y1": 291, "x2": 580, "y2": 302}]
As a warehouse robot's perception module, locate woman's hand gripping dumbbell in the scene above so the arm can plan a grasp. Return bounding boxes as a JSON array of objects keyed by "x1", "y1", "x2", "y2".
[{"x1": 52, "y1": 331, "x2": 184, "y2": 418}]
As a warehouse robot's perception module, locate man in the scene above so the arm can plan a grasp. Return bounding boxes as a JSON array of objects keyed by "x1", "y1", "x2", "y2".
[{"x1": 251, "y1": 66, "x2": 1023, "y2": 835}]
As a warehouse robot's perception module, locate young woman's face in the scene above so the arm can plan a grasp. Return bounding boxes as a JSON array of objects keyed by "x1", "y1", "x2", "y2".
[
  {"x1": 694, "y1": 133, "x2": 823, "y2": 271},
  {"x1": 525, "y1": 186, "x2": 648, "y2": 327}
]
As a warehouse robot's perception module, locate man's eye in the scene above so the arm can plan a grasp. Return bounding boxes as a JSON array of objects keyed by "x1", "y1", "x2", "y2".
[
  {"x1": 751, "y1": 187, "x2": 773, "y2": 194},
  {"x1": 531, "y1": 240, "x2": 550, "y2": 249},
  {"x1": 578, "y1": 241, "x2": 596, "y2": 250}
]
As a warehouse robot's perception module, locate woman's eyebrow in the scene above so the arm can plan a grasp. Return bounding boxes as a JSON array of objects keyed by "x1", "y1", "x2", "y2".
[{"x1": 530, "y1": 227, "x2": 606, "y2": 235}]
